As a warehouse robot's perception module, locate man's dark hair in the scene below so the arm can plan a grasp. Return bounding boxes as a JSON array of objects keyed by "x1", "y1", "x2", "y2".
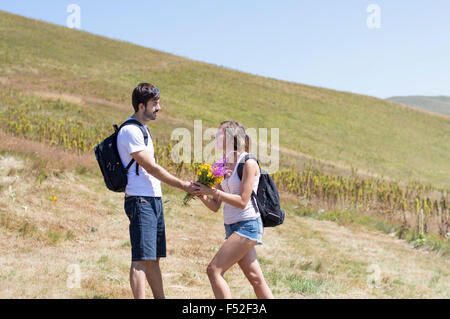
[{"x1": 132, "y1": 83, "x2": 160, "y2": 112}]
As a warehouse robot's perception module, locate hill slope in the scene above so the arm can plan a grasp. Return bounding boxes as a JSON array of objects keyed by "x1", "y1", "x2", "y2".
[
  {"x1": 1, "y1": 10, "x2": 450, "y2": 188},
  {"x1": 387, "y1": 96, "x2": 450, "y2": 116}
]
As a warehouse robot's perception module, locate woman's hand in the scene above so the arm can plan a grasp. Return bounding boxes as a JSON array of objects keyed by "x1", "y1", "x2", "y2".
[
  {"x1": 195, "y1": 185, "x2": 222, "y2": 212},
  {"x1": 191, "y1": 182, "x2": 216, "y2": 196}
]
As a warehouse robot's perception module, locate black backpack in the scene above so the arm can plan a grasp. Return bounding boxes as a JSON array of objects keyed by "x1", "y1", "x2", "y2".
[
  {"x1": 94, "y1": 119, "x2": 148, "y2": 192},
  {"x1": 237, "y1": 154, "x2": 285, "y2": 227}
]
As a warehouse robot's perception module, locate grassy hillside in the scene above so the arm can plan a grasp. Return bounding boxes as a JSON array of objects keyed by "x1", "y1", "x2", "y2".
[
  {"x1": 387, "y1": 96, "x2": 450, "y2": 117},
  {"x1": 1, "y1": 10, "x2": 450, "y2": 188}
]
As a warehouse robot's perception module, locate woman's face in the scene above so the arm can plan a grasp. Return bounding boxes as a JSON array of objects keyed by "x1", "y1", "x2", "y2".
[
  {"x1": 214, "y1": 127, "x2": 225, "y2": 151},
  {"x1": 216, "y1": 126, "x2": 239, "y2": 165}
]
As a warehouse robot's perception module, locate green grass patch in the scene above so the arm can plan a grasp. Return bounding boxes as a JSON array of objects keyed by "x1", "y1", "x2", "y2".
[
  {"x1": 45, "y1": 229, "x2": 63, "y2": 245},
  {"x1": 285, "y1": 274, "x2": 327, "y2": 295},
  {"x1": 399, "y1": 229, "x2": 450, "y2": 256},
  {"x1": 120, "y1": 241, "x2": 131, "y2": 248}
]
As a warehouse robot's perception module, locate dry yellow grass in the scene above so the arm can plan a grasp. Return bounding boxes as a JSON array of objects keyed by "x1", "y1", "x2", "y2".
[
  {"x1": 0, "y1": 131, "x2": 95, "y2": 172},
  {"x1": 0, "y1": 150, "x2": 448, "y2": 299}
]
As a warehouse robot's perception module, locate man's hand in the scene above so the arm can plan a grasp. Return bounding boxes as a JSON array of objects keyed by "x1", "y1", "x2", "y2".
[{"x1": 183, "y1": 181, "x2": 197, "y2": 195}]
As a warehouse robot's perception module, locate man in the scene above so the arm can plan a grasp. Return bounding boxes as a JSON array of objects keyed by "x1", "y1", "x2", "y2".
[{"x1": 117, "y1": 83, "x2": 195, "y2": 299}]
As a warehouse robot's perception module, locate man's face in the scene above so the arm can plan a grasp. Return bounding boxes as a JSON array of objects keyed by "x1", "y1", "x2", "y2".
[{"x1": 142, "y1": 99, "x2": 161, "y2": 121}]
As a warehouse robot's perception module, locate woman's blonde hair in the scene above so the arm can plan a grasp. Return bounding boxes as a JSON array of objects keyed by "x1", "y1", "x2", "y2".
[{"x1": 219, "y1": 120, "x2": 250, "y2": 153}]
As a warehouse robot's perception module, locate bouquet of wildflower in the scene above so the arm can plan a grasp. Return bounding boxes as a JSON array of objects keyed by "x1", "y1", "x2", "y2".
[{"x1": 182, "y1": 157, "x2": 226, "y2": 206}]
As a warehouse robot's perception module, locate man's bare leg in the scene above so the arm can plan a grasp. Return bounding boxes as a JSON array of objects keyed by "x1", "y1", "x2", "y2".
[
  {"x1": 130, "y1": 259, "x2": 165, "y2": 299},
  {"x1": 144, "y1": 258, "x2": 165, "y2": 299},
  {"x1": 130, "y1": 261, "x2": 147, "y2": 299}
]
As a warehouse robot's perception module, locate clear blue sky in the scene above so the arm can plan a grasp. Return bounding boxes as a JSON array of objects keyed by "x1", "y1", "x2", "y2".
[{"x1": 2, "y1": 0, "x2": 450, "y2": 98}]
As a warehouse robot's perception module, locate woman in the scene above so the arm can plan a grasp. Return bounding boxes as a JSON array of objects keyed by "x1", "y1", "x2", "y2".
[{"x1": 191, "y1": 121, "x2": 274, "y2": 299}]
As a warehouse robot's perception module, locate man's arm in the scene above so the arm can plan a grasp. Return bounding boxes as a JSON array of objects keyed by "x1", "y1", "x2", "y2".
[{"x1": 131, "y1": 149, "x2": 192, "y2": 193}]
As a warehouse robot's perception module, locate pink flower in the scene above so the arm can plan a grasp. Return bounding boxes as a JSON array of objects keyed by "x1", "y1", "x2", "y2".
[{"x1": 211, "y1": 156, "x2": 226, "y2": 177}]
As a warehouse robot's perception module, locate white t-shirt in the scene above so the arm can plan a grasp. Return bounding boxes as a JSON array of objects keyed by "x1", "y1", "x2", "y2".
[{"x1": 117, "y1": 117, "x2": 162, "y2": 197}]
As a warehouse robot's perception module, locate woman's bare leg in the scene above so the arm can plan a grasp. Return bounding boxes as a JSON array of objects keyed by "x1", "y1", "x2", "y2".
[
  {"x1": 207, "y1": 233, "x2": 256, "y2": 298},
  {"x1": 238, "y1": 247, "x2": 274, "y2": 299}
]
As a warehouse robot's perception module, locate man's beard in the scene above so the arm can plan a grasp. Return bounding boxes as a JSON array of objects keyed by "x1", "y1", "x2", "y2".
[{"x1": 145, "y1": 108, "x2": 158, "y2": 120}]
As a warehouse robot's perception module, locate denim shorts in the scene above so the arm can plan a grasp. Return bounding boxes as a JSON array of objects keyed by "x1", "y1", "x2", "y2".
[
  {"x1": 225, "y1": 217, "x2": 264, "y2": 245},
  {"x1": 124, "y1": 195, "x2": 166, "y2": 261}
]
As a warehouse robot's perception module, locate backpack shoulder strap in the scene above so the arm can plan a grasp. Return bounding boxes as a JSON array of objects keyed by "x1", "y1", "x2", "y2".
[
  {"x1": 237, "y1": 154, "x2": 259, "y2": 180},
  {"x1": 236, "y1": 154, "x2": 260, "y2": 214},
  {"x1": 117, "y1": 119, "x2": 150, "y2": 175},
  {"x1": 119, "y1": 119, "x2": 149, "y2": 146}
]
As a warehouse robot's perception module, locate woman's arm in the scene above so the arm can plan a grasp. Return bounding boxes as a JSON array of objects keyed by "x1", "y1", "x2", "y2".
[
  {"x1": 198, "y1": 184, "x2": 224, "y2": 212},
  {"x1": 193, "y1": 159, "x2": 259, "y2": 210}
]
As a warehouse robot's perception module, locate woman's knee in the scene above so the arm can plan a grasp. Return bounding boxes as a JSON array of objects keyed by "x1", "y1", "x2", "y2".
[
  {"x1": 206, "y1": 263, "x2": 222, "y2": 278},
  {"x1": 245, "y1": 269, "x2": 264, "y2": 287}
]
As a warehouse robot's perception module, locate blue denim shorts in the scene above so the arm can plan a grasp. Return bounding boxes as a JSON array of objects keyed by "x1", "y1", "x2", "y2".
[
  {"x1": 124, "y1": 196, "x2": 166, "y2": 261},
  {"x1": 225, "y1": 217, "x2": 264, "y2": 245}
]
